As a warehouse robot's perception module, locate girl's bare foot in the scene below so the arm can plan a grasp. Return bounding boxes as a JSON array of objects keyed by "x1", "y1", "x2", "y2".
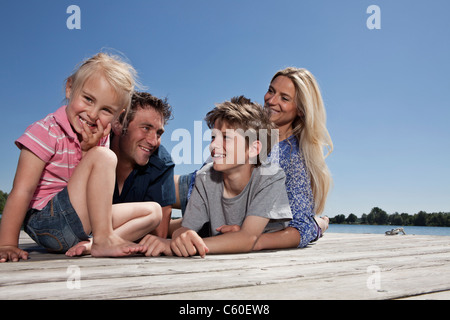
[
  {"x1": 90, "y1": 234, "x2": 146, "y2": 258},
  {"x1": 315, "y1": 216, "x2": 329, "y2": 233},
  {"x1": 66, "y1": 239, "x2": 92, "y2": 257}
]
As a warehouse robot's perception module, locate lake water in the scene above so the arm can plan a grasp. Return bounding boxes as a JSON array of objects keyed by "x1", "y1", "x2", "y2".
[
  {"x1": 328, "y1": 224, "x2": 450, "y2": 236},
  {"x1": 2, "y1": 212, "x2": 448, "y2": 237}
]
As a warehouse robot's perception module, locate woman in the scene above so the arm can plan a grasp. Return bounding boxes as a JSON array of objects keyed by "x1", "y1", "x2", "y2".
[{"x1": 254, "y1": 67, "x2": 333, "y2": 249}]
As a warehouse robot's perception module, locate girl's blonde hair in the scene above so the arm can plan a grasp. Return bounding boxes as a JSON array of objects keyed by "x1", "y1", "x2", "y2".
[
  {"x1": 271, "y1": 67, "x2": 333, "y2": 214},
  {"x1": 65, "y1": 52, "x2": 138, "y2": 114}
]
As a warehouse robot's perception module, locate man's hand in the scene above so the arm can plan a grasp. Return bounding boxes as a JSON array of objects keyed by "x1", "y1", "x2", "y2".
[{"x1": 139, "y1": 234, "x2": 173, "y2": 257}]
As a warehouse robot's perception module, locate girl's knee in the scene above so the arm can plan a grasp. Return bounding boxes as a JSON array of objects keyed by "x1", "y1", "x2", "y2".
[
  {"x1": 84, "y1": 146, "x2": 117, "y2": 167},
  {"x1": 141, "y1": 203, "x2": 162, "y2": 233},
  {"x1": 151, "y1": 202, "x2": 163, "y2": 221}
]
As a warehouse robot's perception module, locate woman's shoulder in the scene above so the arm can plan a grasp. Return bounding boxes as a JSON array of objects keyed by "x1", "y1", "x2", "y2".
[
  {"x1": 271, "y1": 135, "x2": 303, "y2": 163},
  {"x1": 252, "y1": 162, "x2": 286, "y2": 189},
  {"x1": 283, "y1": 135, "x2": 300, "y2": 151}
]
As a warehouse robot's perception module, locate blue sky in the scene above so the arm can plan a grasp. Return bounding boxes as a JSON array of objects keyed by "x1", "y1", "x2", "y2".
[{"x1": 0, "y1": 0, "x2": 449, "y2": 217}]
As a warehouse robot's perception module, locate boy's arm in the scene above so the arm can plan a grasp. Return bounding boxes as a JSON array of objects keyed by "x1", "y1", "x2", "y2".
[
  {"x1": 203, "y1": 215, "x2": 269, "y2": 254},
  {"x1": 171, "y1": 216, "x2": 269, "y2": 257},
  {"x1": 0, "y1": 149, "x2": 45, "y2": 262}
]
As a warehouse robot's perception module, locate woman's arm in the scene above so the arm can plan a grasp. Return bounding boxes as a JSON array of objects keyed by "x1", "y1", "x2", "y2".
[
  {"x1": 218, "y1": 224, "x2": 301, "y2": 251},
  {"x1": 203, "y1": 216, "x2": 269, "y2": 254},
  {"x1": 253, "y1": 227, "x2": 300, "y2": 251}
]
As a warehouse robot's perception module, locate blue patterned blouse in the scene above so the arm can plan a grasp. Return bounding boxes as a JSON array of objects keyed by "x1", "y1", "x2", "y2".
[{"x1": 269, "y1": 135, "x2": 319, "y2": 248}]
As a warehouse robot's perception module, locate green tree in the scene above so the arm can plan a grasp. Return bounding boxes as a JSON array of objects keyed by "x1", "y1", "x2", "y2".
[
  {"x1": 389, "y1": 212, "x2": 404, "y2": 225},
  {"x1": 400, "y1": 213, "x2": 412, "y2": 225},
  {"x1": 368, "y1": 207, "x2": 389, "y2": 225},
  {"x1": 333, "y1": 214, "x2": 346, "y2": 224},
  {"x1": 346, "y1": 213, "x2": 358, "y2": 224},
  {"x1": 360, "y1": 213, "x2": 368, "y2": 224},
  {"x1": 414, "y1": 211, "x2": 428, "y2": 226},
  {"x1": 0, "y1": 190, "x2": 8, "y2": 214},
  {"x1": 427, "y1": 212, "x2": 448, "y2": 227}
]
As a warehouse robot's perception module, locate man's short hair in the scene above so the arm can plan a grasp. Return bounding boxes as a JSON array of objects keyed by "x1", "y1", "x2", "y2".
[{"x1": 119, "y1": 91, "x2": 173, "y2": 133}]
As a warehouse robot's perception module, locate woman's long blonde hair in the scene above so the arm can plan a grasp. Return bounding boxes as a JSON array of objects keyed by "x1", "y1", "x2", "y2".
[{"x1": 271, "y1": 67, "x2": 333, "y2": 214}]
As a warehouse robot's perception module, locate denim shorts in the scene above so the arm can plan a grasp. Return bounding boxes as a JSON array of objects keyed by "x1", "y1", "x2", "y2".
[
  {"x1": 178, "y1": 171, "x2": 196, "y2": 215},
  {"x1": 24, "y1": 187, "x2": 90, "y2": 253}
]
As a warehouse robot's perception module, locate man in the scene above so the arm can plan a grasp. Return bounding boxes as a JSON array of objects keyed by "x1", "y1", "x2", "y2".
[{"x1": 111, "y1": 92, "x2": 176, "y2": 238}]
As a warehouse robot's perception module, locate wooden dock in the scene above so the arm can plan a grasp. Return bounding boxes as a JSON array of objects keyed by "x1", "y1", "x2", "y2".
[{"x1": 0, "y1": 231, "x2": 449, "y2": 300}]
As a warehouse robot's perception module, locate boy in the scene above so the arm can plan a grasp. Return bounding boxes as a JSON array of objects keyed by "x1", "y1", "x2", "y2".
[{"x1": 140, "y1": 96, "x2": 292, "y2": 257}]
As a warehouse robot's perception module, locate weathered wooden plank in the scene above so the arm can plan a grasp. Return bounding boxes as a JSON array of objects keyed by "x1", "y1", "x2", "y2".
[
  {"x1": 144, "y1": 264, "x2": 450, "y2": 300},
  {"x1": 0, "y1": 232, "x2": 448, "y2": 300},
  {"x1": 3, "y1": 251, "x2": 448, "y2": 300}
]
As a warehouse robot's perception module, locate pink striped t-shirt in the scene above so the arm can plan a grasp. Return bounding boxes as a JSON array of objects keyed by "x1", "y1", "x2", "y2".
[{"x1": 15, "y1": 105, "x2": 109, "y2": 210}]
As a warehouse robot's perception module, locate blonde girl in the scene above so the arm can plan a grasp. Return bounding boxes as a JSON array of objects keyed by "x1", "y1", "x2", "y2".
[{"x1": 0, "y1": 53, "x2": 161, "y2": 262}]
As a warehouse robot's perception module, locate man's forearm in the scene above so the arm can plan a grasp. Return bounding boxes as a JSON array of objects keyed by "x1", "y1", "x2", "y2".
[{"x1": 152, "y1": 206, "x2": 172, "y2": 238}]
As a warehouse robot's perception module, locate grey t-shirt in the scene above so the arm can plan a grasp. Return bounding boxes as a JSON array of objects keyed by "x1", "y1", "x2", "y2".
[{"x1": 182, "y1": 162, "x2": 292, "y2": 236}]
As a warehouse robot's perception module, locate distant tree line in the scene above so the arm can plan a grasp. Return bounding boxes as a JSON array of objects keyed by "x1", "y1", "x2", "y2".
[
  {"x1": 0, "y1": 190, "x2": 8, "y2": 216},
  {"x1": 330, "y1": 207, "x2": 450, "y2": 227}
]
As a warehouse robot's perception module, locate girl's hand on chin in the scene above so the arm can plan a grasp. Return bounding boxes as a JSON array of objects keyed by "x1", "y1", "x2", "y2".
[{"x1": 80, "y1": 120, "x2": 111, "y2": 153}]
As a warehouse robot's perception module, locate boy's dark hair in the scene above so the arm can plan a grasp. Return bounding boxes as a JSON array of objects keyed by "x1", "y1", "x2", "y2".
[
  {"x1": 205, "y1": 95, "x2": 275, "y2": 167},
  {"x1": 119, "y1": 91, "x2": 173, "y2": 133}
]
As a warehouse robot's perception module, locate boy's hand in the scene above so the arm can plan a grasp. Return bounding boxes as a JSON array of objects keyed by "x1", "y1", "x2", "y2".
[
  {"x1": 171, "y1": 229, "x2": 209, "y2": 258},
  {"x1": 216, "y1": 224, "x2": 241, "y2": 234},
  {"x1": 0, "y1": 246, "x2": 28, "y2": 262},
  {"x1": 139, "y1": 234, "x2": 173, "y2": 257},
  {"x1": 80, "y1": 120, "x2": 111, "y2": 152}
]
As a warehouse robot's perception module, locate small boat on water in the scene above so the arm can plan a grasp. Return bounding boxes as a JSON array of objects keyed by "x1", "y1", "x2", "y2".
[{"x1": 385, "y1": 227, "x2": 406, "y2": 235}]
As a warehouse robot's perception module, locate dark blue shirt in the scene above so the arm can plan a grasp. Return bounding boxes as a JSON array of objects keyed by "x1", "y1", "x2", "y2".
[{"x1": 113, "y1": 145, "x2": 176, "y2": 207}]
